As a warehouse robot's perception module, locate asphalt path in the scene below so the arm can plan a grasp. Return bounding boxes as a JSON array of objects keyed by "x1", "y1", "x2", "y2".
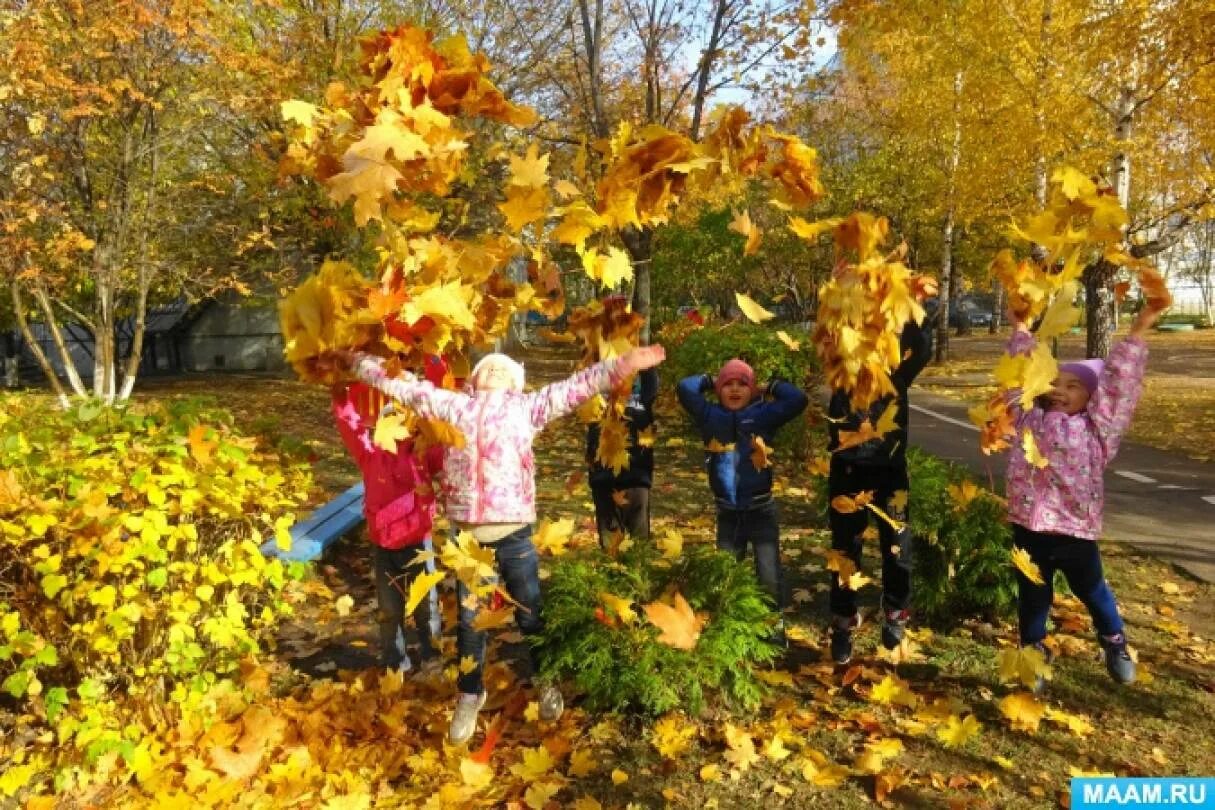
[{"x1": 907, "y1": 389, "x2": 1215, "y2": 583}]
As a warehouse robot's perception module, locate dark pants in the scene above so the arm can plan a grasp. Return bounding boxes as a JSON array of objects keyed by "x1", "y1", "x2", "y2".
[
  {"x1": 1013, "y1": 524, "x2": 1124, "y2": 645},
  {"x1": 373, "y1": 544, "x2": 437, "y2": 668},
  {"x1": 591, "y1": 485, "x2": 651, "y2": 547},
  {"x1": 827, "y1": 462, "x2": 913, "y2": 618},
  {"x1": 716, "y1": 500, "x2": 786, "y2": 610},
  {"x1": 456, "y1": 526, "x2": 544, "y2": 694}
]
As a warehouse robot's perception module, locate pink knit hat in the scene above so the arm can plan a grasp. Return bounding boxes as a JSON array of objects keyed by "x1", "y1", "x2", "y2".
[
  {"x1": 1058, "y1": 358, "x2": 1104, "y2": 394},
  {"x1": 715, "y1": 358, "x2": 756, "y2": 396}
]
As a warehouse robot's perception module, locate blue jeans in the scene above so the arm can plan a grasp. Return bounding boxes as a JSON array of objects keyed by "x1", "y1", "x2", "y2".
[
  {"x1": 456, "y1": 526, "x2": 544, "y2": 694},
  {"x1": 827, "y1": 462, "x2": 913, "y2": 618},
  {"x1": 373, "y1": 542, "x2": 438, "y2": 668},
  {"x1": 1013, "y1": 524, "x2": 1124, "y2": 645},
  {"x1": 716, "y1": 500, "x2": 786, "y2": 610}
]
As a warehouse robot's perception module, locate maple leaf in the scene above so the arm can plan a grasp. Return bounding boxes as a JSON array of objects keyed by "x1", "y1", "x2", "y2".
[
  {"x1": 637, "y1": 426, "x2": 656, "y2": 448},
  {"x1": 1138, "y1": 264, "x2": 1173, "y2": 311},
  {"x1": 888, "y1": 489, "x2": 909, "y2": 513},
  {"x1": 471, "y1": 606, "x2": 515, "y2": 631},
  {"x1": 869, "y1": 674, "x2": 918, "y2": 708},
  {"x1": 373, "y1": 412, "x2": 411, "y2": 453},
  {"x1": 553, "y1": 179, "x2": 582, "y2": 199},
  {"x1": 1044, "y1": 706, "x2": 1094, "y2": 737},
  {"x1": 534, "y1": 517, "x2": 575, "y2": 556},
  {"x1": 728, "y1": 209, "x2": 762, "y2": 255},
  {"x1": 801, "y1": 750, "x2": 849, "y2": 787},
  {"x1": 855, "y1": 738, "x2": 903, "y2": 773},
  {"x1": 749, "y1": 435, "x2": 773, "y2": 470},
  {"x1": 652, "y1": 713, "x2": 698, "y2": 759},
  {"x1": 946, "y1": 481, "x2": 980, "y2": 510},
  {"x1": 776, "y1": 330, "x2": 801, "y2": 351},
  {"x1": 498, "y1": 186, "x2": 549, "y2": 232},
  {"x1": 874, "y1": 400, "x2": 899, "y2": 437},
  {"x1": 188, "y1": 424, "x2": 218, "y2": 465},
  {"x1": 404, "y1": 570, "x2": 444, "y2": 617},
  {"x1": 822, "y1": 548, "x2": 859, "y2": 583},
  {"x1": 735, "y1": 291, "x2": 774, "y2": 323},
  {"x1": 936, "y1": 714, "x2": 982, "y2": 748},
  {"x1": 281, "y1": 99, "x2": 320, "y2": 128},
  {"x1": 831, "y1": 490, "x2": 874, "y2": 514},
  {"x1": 788, "y1": 215, "x2": 841, "y2": 241},
  {"x1": 568, "y1": 748, "x2": 597, "y2": 777},
  {"x1": 327, "y1": 156, "x2": 404, "y2": 226},
  {"x1": 722, "y1": 723, "x2": 760, "y2": 772},
  {"x1": 1036, "y1": 281, "x2": 1081, "y2": 340},
  {"x1": 510, "y1": 745, "x2": 556, "y2": 782},
  {"x1": 524, "y1": 782, "x2": 561, "y2": 809},
  {"x1": 599, "y1": 591, "x2": 637, "y2": 625},
  {"x1": 460, "y1": 758, "x2": 494, "y2": 789},
  {"x1": 656, "y1": 528, "x2": 683, "y2": 560},
  {"x1": 1010, "y1": 546, "x2": 1045, "y2": 585},
  {"x1": 705, "y1": 437, "x2": 736, "y2": 454},
  {"x1": 508, "y1": 144, "x2": 550, "y2": 188},
  {"x1": 999, "y1": 692, "x2": 1045, "y2": 733},
  {"x1": 644, "y1": 592, "x2": 704, "y2": 650},
  {"x1": 589, "y1": 246, "x2": 635, "y2": 289},
  {"x1": 997, "y1": 646, "x2": 1053, "y2": 689}
]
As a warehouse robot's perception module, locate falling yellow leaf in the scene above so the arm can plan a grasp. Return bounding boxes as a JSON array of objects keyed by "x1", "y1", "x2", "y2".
[
  {"x1": 750, "y1": 435, "x2": 773, "y2": 470},
  {"x1": 335, "y1": 594, "x2": 354, "y2": 617},
  {"x1": 1021, "y1": 430, "x2": 1050, "y2": 470},
  {"x1": 706, "y1": 438, "x2": 735, "y2": 453},
  {"x1": 831, "y1": 491, "x2": 874, "y2": 514},
  {"x1": 947, "y1": 481, "x2": 980, "y2": 510},
  {"x1": 735, "y1": 292, "x2": 774, "y2": 323},
  {"x1": 874, "y1": 400, "x2": 899, "y2": 437},
  {"x1": 610, "y1": 769, "x2": 628, "y2": 785},
  {"x1": 776, "y1": 330, "x2": 801, "y2": 351},
  {"x1": 599, "y1": 591, "x2": 638, "y2": 625},
  {"x1": 1010, "y1": 546, "x2": 1045, "y2": 585},
  {"x1": 404, "y1": 570, "x2": 444, "y2": 617},
  {"x1": 507, "y1": 144, "x2": 550, "y2": 188},
  {"x1": 644, "y1": 592, "x2": 704, "y2": 650},
  {"x1": 728, "y1": 209, "x2": 763, "y2": 255},
  {"x1": 372, "y1": 412, "x2": 411, "y2": 454},
  {"x1": 534, "y1": 517, "x2": 575, "y2": 556}
]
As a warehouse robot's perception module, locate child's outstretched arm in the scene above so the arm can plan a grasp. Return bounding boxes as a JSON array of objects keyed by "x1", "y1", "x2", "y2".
[
  {"x1": 676, "y1": 373, "x2": 714, "y2": 424},
  {"x1": 891, "y1": 316, "x2": 934, "y2": 389},
  {"x1": 343, "y1": 352, "x2": 468, "y2": 425},
  {"x1": 1087, "y1": 305, "x2": 1159, "y2": 459},
  {"x1": 528, "y1": 345, "x2": 665, "y2": 430}
]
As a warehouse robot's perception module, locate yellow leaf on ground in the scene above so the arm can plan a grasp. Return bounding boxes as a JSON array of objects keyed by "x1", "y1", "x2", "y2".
[
  {"x1": 870, "y1": 674, "x2": 918, "y2": 708},
  {"x1": 652, "y1": 713, "x2": 698, "y2": 759},
  {"x1": 510, "y1": 746, "x2": 556, "y2": 783},
  {"x1": 999, "y1": 692, "x2": 1045, "y2": 733},
  {"x1": 936, "y1": 714, "x2": 982, "y2": 748},
  {"x1": 723, "y1": 723, "x2": 759, "y2": 772}
]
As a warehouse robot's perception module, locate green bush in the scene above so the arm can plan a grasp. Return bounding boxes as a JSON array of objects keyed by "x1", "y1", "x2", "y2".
[
  {"x1": 811, "y1": 447, "x2": 1018, "y2": 627},
  {"x1": 0, "y1": 394, "x2": 311, "y2": 787},
  {"x1": 666, "y1": 321, "x2": 822, "y2": 458},
  {"x1": 539, "y1": 541, "x2": 780, "y2": 716}
]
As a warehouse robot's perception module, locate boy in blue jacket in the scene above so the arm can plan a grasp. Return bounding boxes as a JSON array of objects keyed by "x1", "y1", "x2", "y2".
[{"x1": 678, "y1": 358, "x2": 809, "y2": 630}]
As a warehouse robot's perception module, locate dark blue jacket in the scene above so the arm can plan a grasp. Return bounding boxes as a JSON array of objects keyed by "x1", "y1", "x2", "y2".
[
  {"x1": 677, "y1": 375, "x2": 808, "y2": 509},
  {"x1": 586, "y1": 369, "x2": 658, "y2": 490}
]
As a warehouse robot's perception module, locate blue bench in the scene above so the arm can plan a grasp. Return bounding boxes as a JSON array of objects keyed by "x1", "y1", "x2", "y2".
[{"x1": 261, "y1": 482, "x2": 366, "y2": 562}]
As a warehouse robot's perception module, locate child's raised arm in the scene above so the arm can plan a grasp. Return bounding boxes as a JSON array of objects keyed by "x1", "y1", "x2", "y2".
[
  {"x1": 347, "y1": 352, "x2": 468, "y2": 425},
  {"x1": 527, "y1": 345, "x2": 666, "y2": 430},
  {"x1": 331, "y1": 384, "x2": 373, "y2": 463},
  {"x1": 1087, "y1": 305, "x2": 1159, "y2": 460},
  {"x1": 891, "y1": 317, "x2": 934, "y2": 389},
  {"x1": 676, "y1": 373, "x2": 714, "y2": 424},
  {"x1": 754, "y1": 379, "x2": 809, "y2": 431}
]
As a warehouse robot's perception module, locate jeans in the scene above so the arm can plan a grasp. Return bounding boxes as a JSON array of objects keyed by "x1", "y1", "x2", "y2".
[
  {"x1": 373, "y1": 541, "x2": 438, "y2": 668},
  {"x1": 591, "y1": 485, "x2": 651, "y2": 547},
  {"x1": 716, "y1": 500, "x2": 786, "y2": 610},
  {"x1": 827, "y1": 462, "x2": 913, "y2": 618},
  {"x1": 456, "y1": 525, "x2": 544, "y2": 694},
  {"x1": 1013, "y1": 524, "x2": 1124, "y2": 645}
]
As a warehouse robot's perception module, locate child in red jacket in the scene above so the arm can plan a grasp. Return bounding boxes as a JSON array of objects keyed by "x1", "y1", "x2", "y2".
[{"x1": 332, "y1": 381, "x2": 445, "y2": 671}]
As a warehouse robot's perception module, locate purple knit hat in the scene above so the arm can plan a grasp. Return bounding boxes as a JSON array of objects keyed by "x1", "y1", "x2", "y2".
[{"x1": 1058, "y1": 358, "x2": 1104, "y2": 394}]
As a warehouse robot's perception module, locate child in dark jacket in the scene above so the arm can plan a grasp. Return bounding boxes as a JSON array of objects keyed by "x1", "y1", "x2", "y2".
[
  {"x1": 331, "y1": 382, "x2": 445, "y2": 672},
  {"x1": 825, "y1": 318, "x2": 932, "y2": 664},
  {"x1": 677, "y1": 359, "x2": 808, "y2": 622},
  {"x1": 586, "y1": 368, "x2": 658, "y2": 545}
]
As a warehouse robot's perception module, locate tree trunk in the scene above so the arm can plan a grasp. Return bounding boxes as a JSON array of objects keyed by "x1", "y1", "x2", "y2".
[
  {"x1": 936, "y1": 67, "x2": 964, "y2": 363},
  {"x1": 621, "y1": 226, "x2": 654, "y2": 343},
  {"x1": 1084, "y1": 259, "x2": 1116, "y2": 358},
  {"x1": 30, "y1": 282, "x2": 89, "y2": 396},
  {"x1": 990, "y1": 280, "x2": 1004, "y2": 334},
  {"x1": 10, "y1": 280, "x2": 71, "y2": 408},
  {"x1": 117, "y1": 271, "x2": 150, "y2": 401}
]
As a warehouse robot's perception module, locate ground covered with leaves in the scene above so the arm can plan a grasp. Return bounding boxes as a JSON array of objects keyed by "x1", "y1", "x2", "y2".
[{"x1": 7, "y1": 346, "x2": 1215, "y2": 808}]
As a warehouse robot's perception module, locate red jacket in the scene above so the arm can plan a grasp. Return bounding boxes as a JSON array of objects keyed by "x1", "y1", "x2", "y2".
[{"x1": 332, "y1": 383, "x2": 444, "y2": 549}]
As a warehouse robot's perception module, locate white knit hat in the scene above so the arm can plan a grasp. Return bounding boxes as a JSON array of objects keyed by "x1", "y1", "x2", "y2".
[{"x1": 470, "y1": 353, "x2": 525, "y2": 391}]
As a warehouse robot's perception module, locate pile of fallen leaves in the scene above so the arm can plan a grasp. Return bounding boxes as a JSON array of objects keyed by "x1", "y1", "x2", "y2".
[{"x1": 970, "y1": 166, "x2": 1173, "y2": 457}]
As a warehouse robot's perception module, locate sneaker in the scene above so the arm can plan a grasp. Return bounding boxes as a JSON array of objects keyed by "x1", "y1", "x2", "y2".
[
  {"x1": 396, "y1": 652, "x2": 413, "y2": 674},
  {"x1": 537, "y1": 683, "x2": 564, "y2": 723},
  {"x1": 829, "y1": 613, "x2": 861, "y2": 665},
  {"x1": 448, "y1": 691, "x2": 487, "y2": 744},
  {"x1": 769, "y1": 619, "x2": 789, "y2": 650},
  {"x1": 880, "y1": 607, "x2": 910, "y2": 650},
  {"x1": 1098, "y1": 634, "x2": 1136, "y2": 684}
]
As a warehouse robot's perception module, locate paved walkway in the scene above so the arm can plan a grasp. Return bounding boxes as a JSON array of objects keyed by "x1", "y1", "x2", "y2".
[{"x1": 908, "y1": 389, "x2": 1215, "y2": 583}]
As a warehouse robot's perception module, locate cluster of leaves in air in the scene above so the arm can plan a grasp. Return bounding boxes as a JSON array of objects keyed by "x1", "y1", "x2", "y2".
[
  {"x1": 970, "y1": 166, "x2": 1173, "y2": 459},
  {"x1": 0, "y1": 394, "x2": 310, "y2": 796},
  {"x1": 800, "y1": 212, "x2": 936, "y2": 412},
  {"x1": 538, "y1": 537, "x2": 780, "y2": 716}
]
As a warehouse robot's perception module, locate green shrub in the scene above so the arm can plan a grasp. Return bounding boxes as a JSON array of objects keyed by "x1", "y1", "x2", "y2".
[
  {"x1": 0, "y1": 394, "x2": 311, "y2": 788},
  {"x1": 539, "y1": 541, "x2": 780, "y2": 716},
  {"x1": 666, "y1": 321, "x2": 822, "y2": 458},
  {"x1": 811, "y1": 447, "x2": 1017, "y2": 627}
]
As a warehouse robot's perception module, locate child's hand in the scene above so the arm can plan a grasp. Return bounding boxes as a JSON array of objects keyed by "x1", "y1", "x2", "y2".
[
  {"x1": 620, "y1": 344, "x2": 666, "y2": 375},
  {"x1": 1130, "y1": 302, "x2": 1165, "y2": 338}
]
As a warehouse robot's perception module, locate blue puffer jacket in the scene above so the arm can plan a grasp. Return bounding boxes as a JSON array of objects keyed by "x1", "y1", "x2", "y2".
[{"x1": 677, "y1": 376, "x2": 808, "y2": 509}]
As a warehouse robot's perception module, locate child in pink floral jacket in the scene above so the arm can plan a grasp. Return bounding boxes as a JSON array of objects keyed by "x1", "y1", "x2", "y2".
[
  {"x1": 338, "y1": 344, "x2": 666, "y2": 744},
  {"x1": 1005, "y1": 300, "x2": 1165, "y2": 686}
]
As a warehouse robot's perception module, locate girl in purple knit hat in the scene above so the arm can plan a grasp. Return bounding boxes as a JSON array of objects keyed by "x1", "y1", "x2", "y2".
[{"x1": 1005, "y1": 297, "x2": 1167, "y2": 686}]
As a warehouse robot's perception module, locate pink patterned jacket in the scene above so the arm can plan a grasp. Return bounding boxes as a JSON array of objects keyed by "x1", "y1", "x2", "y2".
[
  {"x1": 1005, "y1": 330, "x2": 1148, "y2": 541},
  {"x1": 352, "y1": 355, "x2": 626, "y2": 525}
]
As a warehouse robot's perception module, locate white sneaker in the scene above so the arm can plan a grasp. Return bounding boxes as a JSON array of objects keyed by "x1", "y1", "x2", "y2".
[
  {"x1": 396, "y1": 652, "x2": 413, "y2": 674},
  {"x1": 448, "y1": 691, "x2": 487, "y2": 744}
]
